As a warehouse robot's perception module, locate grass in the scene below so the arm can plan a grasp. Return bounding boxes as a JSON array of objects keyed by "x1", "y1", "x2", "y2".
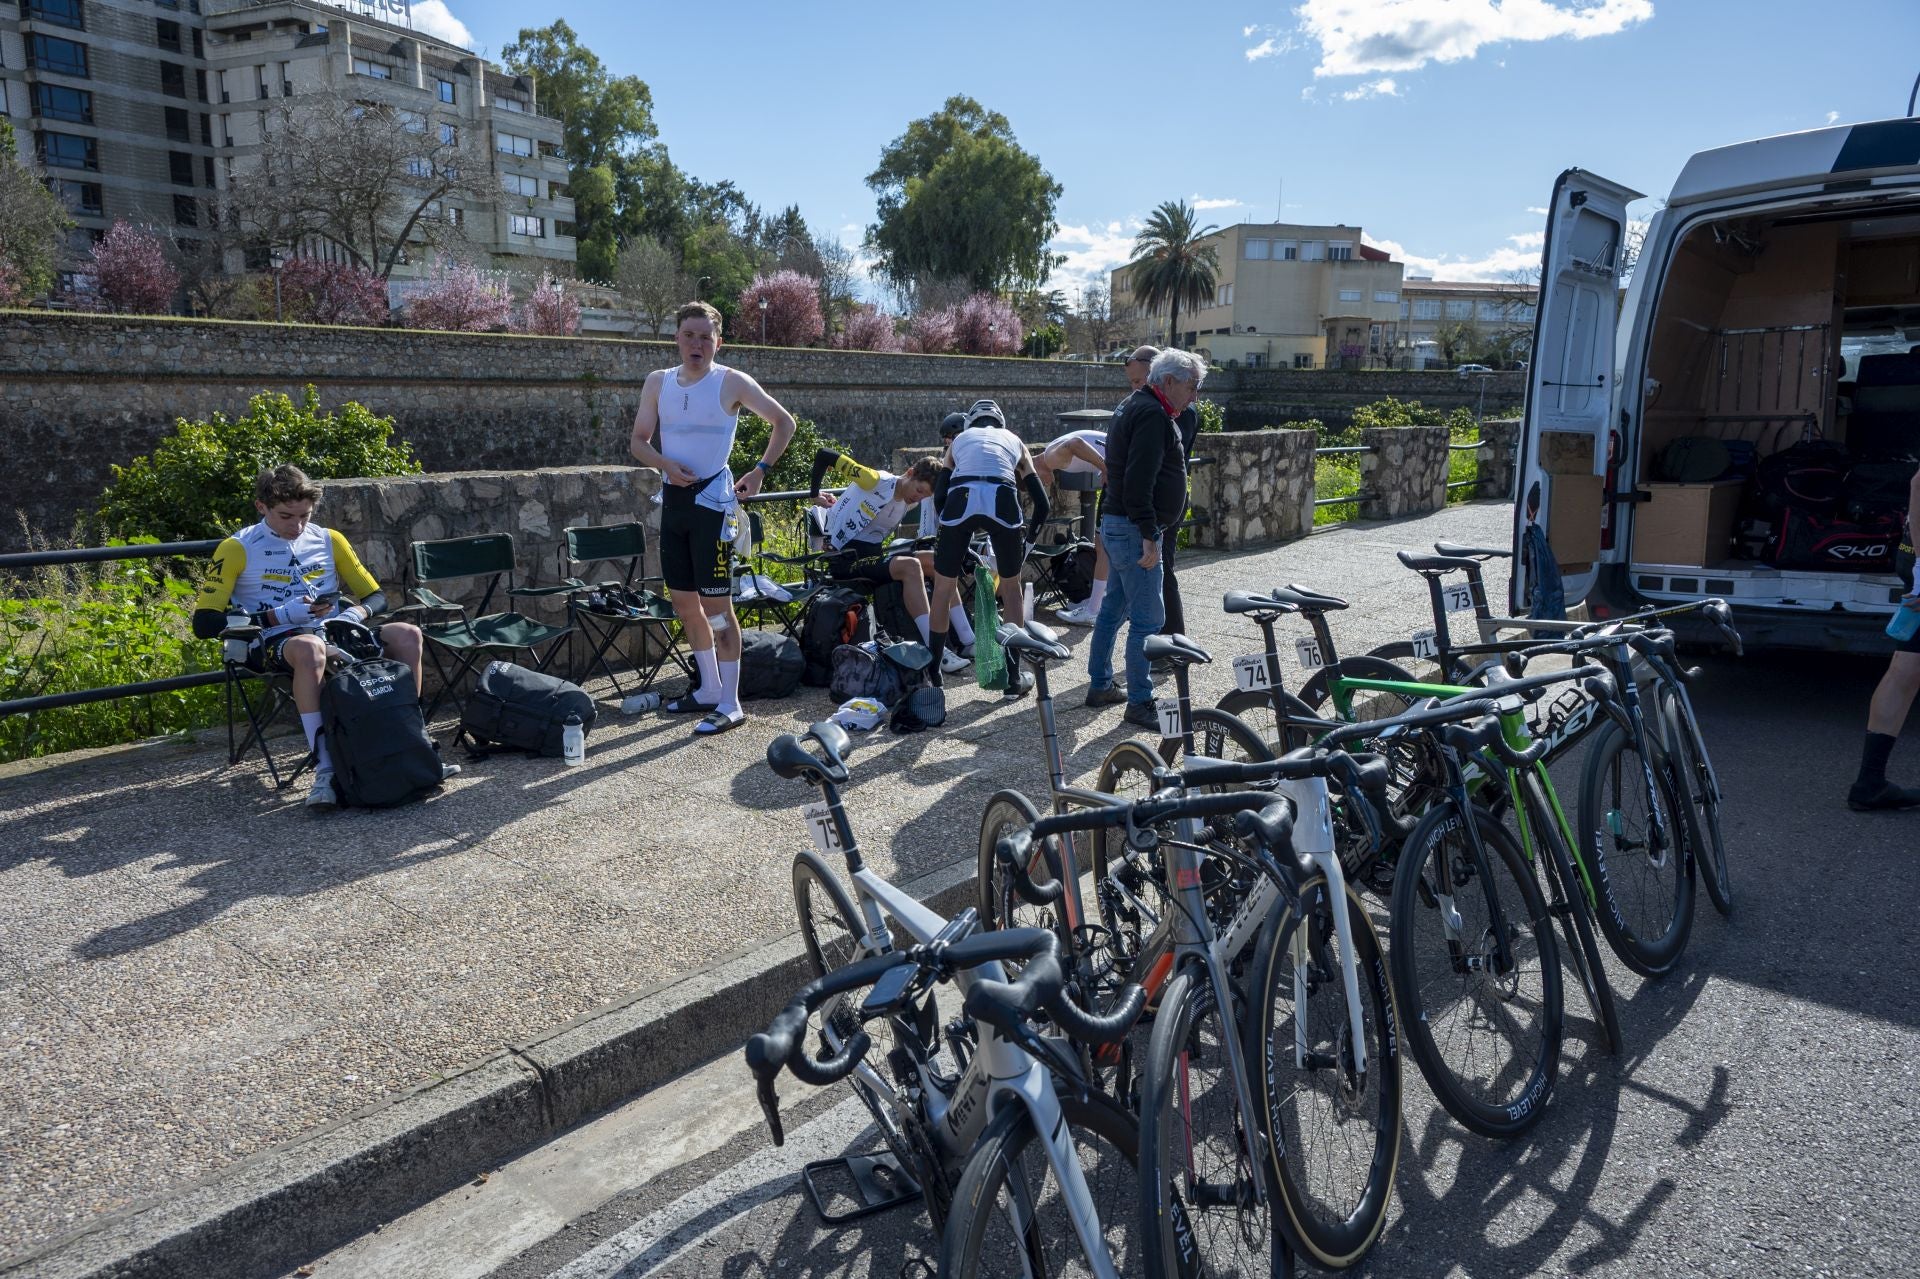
[
  {"x1": 1446, "y1": 424, "x2": 1481, "y2": 505},
  {"x1": 1313, "y1": 453, "x2": 1364, "y2": 526}
]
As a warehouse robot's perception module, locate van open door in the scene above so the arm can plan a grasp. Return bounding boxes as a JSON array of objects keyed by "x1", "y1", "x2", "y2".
[{"x1": 1511, "y1": 169, "x2": 1644, "y2": 614}]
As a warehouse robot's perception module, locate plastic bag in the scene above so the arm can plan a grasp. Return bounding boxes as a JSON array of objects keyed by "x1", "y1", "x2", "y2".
[{"x1": 972, "y1": 567, "x2": 1007, "y2": 691}]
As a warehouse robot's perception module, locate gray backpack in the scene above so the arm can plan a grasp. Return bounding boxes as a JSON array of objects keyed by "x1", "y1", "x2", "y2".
[{"x1": 829, "y1": 640, "x2": 932, "y2": 707}]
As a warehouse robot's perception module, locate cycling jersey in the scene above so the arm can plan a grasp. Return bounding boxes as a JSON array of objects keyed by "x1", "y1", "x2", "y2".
[
  {"x1": 820, "y1": 455, "x2": 932, "y2": 550},
  {"x1": 943, "y1": 425, "x2": 1027, "y2": 527},
  {"x1": 195, "y1": 520, "x2": 381, "y2": 642}
]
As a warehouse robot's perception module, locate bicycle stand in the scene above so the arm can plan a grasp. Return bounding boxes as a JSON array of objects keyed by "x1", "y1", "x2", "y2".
[{"x1": 801, "y1": 1152, "x2": 921, "y2": 1224}]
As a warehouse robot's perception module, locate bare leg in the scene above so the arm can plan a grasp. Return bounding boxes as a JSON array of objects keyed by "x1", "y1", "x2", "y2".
[
  {"x1": 1867, "y1": 652, "x2": 1920, "y2": 736},
  {"x1": 379, "y1": 622, "x2": 425, "y2": 696}
]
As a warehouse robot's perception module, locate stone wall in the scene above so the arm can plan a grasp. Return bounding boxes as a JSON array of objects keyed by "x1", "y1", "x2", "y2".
[
  {"x1": 1187, "y1": 430, "x2": 1317, "y2": 549},
  {"x1": 1476, "y1": 419, "x2": 1521, "y2": 501},
  {"x1": 0, "y1": 312, "x2": 1525, "y2": 547},
  {"x1": 1358, "y1": 425, "x2": 1451, "y2": 520}
]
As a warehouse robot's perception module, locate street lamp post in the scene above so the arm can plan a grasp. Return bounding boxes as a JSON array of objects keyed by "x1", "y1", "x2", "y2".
[
  {"x1": 759, "y1": 295, "x2": 768, "y2": 345},
  {"x1": 987, "y1": 321, "x2": 997, "y2": 356},
  {"x1": 269, "y1": 247, "x2": 289, "y2": 323}
]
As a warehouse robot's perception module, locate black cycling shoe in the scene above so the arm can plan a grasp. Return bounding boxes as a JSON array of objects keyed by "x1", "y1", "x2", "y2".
[{"x1": 1847, "y1": 779, "x2": 1920, "y2": 812}]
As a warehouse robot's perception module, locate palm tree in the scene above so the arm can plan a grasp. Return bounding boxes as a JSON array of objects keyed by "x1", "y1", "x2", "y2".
[{"x1": 1127, "y1": 201, "x2": 1220, "y2": 347}]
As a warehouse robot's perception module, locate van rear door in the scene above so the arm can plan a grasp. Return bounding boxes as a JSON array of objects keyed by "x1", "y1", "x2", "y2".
[{"x1": 1511, "y1": 168, "x2": 1644, "y2": 613}]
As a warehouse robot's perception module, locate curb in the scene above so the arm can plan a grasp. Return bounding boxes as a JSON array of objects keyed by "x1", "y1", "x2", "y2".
[{"x1": 0, "y1": 857, "x2": 982, "y2": 1279}]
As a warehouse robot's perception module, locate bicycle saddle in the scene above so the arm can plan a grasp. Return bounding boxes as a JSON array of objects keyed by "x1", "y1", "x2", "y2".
[
  {"x1": 1223, "y1": 589, "x2": 1298, "y2": 617},
  {"x1": 765, "y1": 722, "x2": 851, "y2": 784},
  {"x1": 1433, "y1": 541, "x2": 1510, "y2": 561},
  {"x1": 1275, "y1": 583, "x2": 1350, "y2": 612},
  {"x1": 1000, "y1": 621, "x2": 1072, "y2": 664},
  {"x1": 1142, "y1": 633, "x2": 1211, "y2": 666},
  {"x1": 1396, "y1": 549, "x2": 1481, "y2": 575}
]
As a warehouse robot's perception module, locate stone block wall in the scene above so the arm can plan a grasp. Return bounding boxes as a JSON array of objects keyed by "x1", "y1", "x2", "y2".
[
  {"x1": 1476, "y1": 419, "x2": 1521, "y2": 501},
  {"x1": 1187, "y1": 430, "x2": 1317, "y2": 549},
  {"x1": 1358, "y1": 426, "x2": 1451, "y2": 520}
]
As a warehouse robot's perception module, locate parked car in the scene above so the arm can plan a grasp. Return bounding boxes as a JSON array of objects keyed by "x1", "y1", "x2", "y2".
[{"x1": 1455, "y1": 363, "x2": 1495, "y2": 377}]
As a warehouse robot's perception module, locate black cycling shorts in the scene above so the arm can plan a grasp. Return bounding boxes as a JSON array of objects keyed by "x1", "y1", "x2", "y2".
[
  {"x1": 829, "y1": 544, "x2": 913, "y2": 586},
  {"x1": 659, "y1": 487, "x2": 731, "y2": 597},
  {"x1": 934, "y1": 513, "x2": 1026, "y2": 580},
  {"x1": 248, "y1": 624, "x2": 390, "y2": 673},
  {"x1": 1898, "y1": 610, "x2": 1920, "y2": 654}
]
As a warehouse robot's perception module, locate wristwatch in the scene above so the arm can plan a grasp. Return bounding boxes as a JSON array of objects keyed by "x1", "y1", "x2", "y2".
[{"x1": 754, "y1": 460, "x2": 773, "y2": 474}]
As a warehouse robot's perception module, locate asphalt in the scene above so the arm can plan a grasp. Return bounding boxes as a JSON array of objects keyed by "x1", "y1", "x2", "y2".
[{"x1": 7, "y1": 499, "x2": 1907, "y2": 1279}]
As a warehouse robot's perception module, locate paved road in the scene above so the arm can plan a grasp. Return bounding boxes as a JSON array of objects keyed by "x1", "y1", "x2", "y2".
[{"x1": 288, "y1": 510, "x2": 1920, "y2": 1279}]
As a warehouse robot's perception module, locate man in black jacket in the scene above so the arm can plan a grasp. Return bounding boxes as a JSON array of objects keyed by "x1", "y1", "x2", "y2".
[{"x1": 1084, "y1": 349, "x2": 1206, "y2": 726}]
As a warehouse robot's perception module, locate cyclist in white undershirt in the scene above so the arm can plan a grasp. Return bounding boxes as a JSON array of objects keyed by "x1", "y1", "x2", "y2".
[{"x1": 1032, "y1": 428, "x2": 1110, "y2": 626}]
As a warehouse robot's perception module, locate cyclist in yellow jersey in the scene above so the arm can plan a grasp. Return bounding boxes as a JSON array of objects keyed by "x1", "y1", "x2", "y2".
[{"x1": 193, "y1": 465, "x2": 426, "y2": 811}]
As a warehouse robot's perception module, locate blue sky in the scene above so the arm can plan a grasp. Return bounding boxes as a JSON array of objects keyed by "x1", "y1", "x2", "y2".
[{"x1": 406, "y1": 0, "x2": 1920, "y2": 299}]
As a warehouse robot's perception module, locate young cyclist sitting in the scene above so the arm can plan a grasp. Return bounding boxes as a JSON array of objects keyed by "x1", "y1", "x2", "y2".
[{"x1": 192, "y1": 465, "x2": 431, "y2": 812}]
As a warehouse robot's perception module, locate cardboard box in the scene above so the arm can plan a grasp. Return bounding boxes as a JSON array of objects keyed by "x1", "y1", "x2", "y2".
[
  {"x1": 1547, "y1": 473, "x2": 1605, "y2": 567},
  {"x1": 1634, "y1": 480, "x2": 1743, "y2": 567}
]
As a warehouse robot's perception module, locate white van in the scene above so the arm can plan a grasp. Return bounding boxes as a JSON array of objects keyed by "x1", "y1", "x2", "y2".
[{"x1": 1512, "y1": 118, "x2": 1920, "y2": 652}]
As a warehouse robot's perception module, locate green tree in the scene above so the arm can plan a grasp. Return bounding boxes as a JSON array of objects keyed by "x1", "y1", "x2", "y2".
[
  {"x1": 865, "y1": 96, "x2": 1062, "y2": 293},
  {"x1": 680, "y1": 223, "x2": 756, "y2": 323},
  {"x1": 569, "y1": 163, "x2": 618, "y2": 281},
  {"x1": 0, "y1": 120, "x2": 73, "y2": 305},
  {"x1": 1127, "y1": 201, "x2": 1219, "y2": 346}
]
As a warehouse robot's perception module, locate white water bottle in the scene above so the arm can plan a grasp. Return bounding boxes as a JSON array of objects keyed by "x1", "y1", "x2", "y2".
[
  {"x1": 621, "y1": 691, "x2": 663, "y2": 715},
  {"x1": 561, "y1": 714, "x2": 585, "y2": 766}
]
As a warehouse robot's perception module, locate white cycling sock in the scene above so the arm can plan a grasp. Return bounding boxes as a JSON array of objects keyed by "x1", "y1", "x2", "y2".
[
  {"x1": 914, "y1": 613, "x2": 931, "y2": 644},
  {"x1": 692, "y1": 647, "x2": 721, "y2": 704},
  {"x1": 301, "y1": 711, "x2": 332, "y2": 774},
  {"x1": 717, "y1": 659, "x2": 743, "y2": 718},
  {"x1": 950, "y1": 607, "x2": 975, "y2": 645},
  {"x1": 1086, "y1": 578, "x2": 1108, "y2": 614}
]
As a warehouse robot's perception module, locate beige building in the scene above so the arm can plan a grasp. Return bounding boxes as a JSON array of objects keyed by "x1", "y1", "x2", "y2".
[
  {"x1": 1, "y1": 0, "x2": 574, "y2": 292},
  {"x1": 1398, "y1": 278, "x2": 1538, "y2": 367},
  {"x1": 1111, "y1": 222, "x2": 1405, "y2": 368}
]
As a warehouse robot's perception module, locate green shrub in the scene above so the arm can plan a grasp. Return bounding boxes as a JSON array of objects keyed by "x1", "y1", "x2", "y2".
[
  {"x1": 1195, "y1": 399, "x2": 1225, "y2": 434},
  {"x1": 0, "y1": 542, "x2": 224, "y2": 762},
  {"x1": 730, "y1": 411, "x2": 847, "y2": 495},
  {"x1": 95, "y1": 387, "x2": 422, "y2": 542}
]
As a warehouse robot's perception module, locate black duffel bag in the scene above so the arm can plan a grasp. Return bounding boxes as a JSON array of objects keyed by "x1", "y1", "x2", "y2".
[
  {"x1": 459, "y1": 660, "x2": 597, "y2": 757},
  {"x1": 738, "y1": 628, "x2": 804, "y2": 700}
]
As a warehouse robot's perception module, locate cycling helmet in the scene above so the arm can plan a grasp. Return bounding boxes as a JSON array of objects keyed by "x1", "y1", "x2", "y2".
[
  {"x1": 962, "y1": 399, "x2": 1006, "y2": 431},
  {"x1": 938, "y1": 411, "x2": 967, "y2": 440}
]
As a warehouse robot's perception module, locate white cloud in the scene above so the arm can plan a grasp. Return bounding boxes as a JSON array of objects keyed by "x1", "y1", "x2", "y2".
[
  {"x1": 1507, "y1": 230, "x2": 1545, "y2": 249},
  {"x1": 1825, "y1": 110, "x2": 1840, "y2": 124},
  {"x1": 1190, "y1": 195, "x2": 1246, "y2": 210},
  {"x1": 1525, "y1": 206, "x2": 1550, "y2": 215},
  {"x1": 1246, "y1": 38, "x2": 1280, "y2": 61},
  {"x1": 1296, "y1": 0, "x2": 1652, "y2": 78},
  {"x1": 1049, "y1": 219, "x2": 1146, "y2": 298},
  {"x1": 1243, "y1": 23, "x2": 1259, "y2": 36},
  {"x1": 1339, "y1": 77, "x2": 1400, "y2": 100},
  {"x1": 1364, "y1": 232, "x2": 1543, "y2": 282},
  {"x1": 410, "y1": 1, "x2": 474, "y2": 49}
]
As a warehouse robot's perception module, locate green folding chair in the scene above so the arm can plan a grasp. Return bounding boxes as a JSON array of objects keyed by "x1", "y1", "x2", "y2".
[
  {"x1": 402, "y1": 533, "x2": 575, "y2": 720},
  {"x1": 522, "y1": 522, "x2": 692, "y2": 699},
  {"x1": 219, "y1": 622, "x2": 314, "y2": 790},
  {"x1": 731, "y1": 508, "x2": 823, "y2": 638}
]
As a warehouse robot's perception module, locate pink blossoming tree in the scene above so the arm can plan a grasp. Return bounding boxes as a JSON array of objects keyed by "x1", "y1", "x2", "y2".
[
  {"x1": 86, "y1": 221, "x2": 179, "y2": 315},
  {"x1": 404, "y1": 264, "x2": 511, "y2": 332},
  {"x1": 277, "y1": 258, "x2": 390, "y2": 326},
  {"x1": 514, "y1": 273, "x2": 582, "y2": 336},
  {"x1": 737, "y1": 269, "x2": 825, "y2": 346}
]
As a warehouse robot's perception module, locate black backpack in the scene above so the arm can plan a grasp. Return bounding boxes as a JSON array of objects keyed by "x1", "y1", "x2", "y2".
[
  {"x1": 829, "y1": 640, "x2": 931, "y2": 707},
  {"x1": 1756, "y1": 440, "x2": 1850, "y2": 515},
  {"x1": 459, "y1": 660, "x2": 597, "y2": 757},
  {"x1": 319, "y1": 657, "x2": 444, "y2": 807},
  {"x1": 800, "y1": 586, "x2": 870, "y2": 687},
  {"x1": 738, "y1": 629, "x2": 804, "y2": 699},
  {"x1": 1841, "y1": 459, "x2": 1918, "y2": 523},
  {"x1": 870, "y1": 578, "x2": 920, "y2": 644}
]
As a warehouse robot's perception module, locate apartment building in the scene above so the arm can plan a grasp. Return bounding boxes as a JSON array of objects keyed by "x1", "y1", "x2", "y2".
[
  {"x1": 1399, "y1": 278, "x2": 1538, "y2": 367},
  {"x1": 0, "y1": 0, "x2": 574, "y2": 291},
  {"x1": 1111, "y1": 222, "x2": 1405, "y2": 368}
]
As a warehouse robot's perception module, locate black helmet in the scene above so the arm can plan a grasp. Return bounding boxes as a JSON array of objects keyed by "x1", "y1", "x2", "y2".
[{"x1": 938, "y1": 411, "x2": 967, "y2": 440}]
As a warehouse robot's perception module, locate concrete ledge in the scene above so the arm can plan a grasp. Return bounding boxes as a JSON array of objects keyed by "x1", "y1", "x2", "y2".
[{"x1": 0, "y1": 855, "x2": 982, "y2": 1279}]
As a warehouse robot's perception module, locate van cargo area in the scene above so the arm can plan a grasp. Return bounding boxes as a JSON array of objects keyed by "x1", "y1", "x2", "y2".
[{"x1": 1623, "y1": 205, "x2": 1918, "y2": 630}]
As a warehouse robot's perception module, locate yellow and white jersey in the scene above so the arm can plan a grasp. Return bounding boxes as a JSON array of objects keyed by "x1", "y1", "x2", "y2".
[{"x1": 195, "y1": 520, "x2": 380, "y2": 641}]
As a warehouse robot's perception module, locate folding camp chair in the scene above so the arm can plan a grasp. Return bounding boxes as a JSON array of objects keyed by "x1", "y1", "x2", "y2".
[
  {"x1": 730, "y1": 508, "x2": 823, "y2": 638},
  {"x1": 219, "y1": 622, "x2": 314, "y2": 790},
  {"x1": 1026, "y1": 470, "x2": 1100, "y2": 613},
  {"x1": 401, "y1": 533, "x2": 575, "y2": 720},
  {"x1": 515, "y1": 522, "x2": 692, "y2": 700}
]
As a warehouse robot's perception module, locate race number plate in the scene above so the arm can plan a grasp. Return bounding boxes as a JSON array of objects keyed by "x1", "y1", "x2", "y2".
[
  {"x1": 1294, "y1": 636, "x2": 1328, "y2": 670},
  {"x1": 1412, "y1": 629, "x2": 1440, "y2": 661},
  {"x1": 801, "y1": 800, "x2": 843, "y2": 857},
  {"x1": 1233, "y1": 655, "x2": 1275, "y2": 690},
  {"x1": 1444, "y1": 583, "x2": 1476, "y2": 613},
  {"x1": 1156, "y1": 697, "x2": 1184, "y2": 738}
]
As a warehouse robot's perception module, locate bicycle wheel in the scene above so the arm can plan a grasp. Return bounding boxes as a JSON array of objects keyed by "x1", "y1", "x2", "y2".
[
  {"x1": 1217, "y1": 687, "x2": 1321, "y2": 756},
  {"x1": 978, "y1": 789, "x2": 1048, "y2": 932},
  {"x1": 942, "y1": 1089, "x2": 1144, "y2": 1278},
  {"x1": 1577, "y1": 719, "x2": 1695, "y2": 978},
  {"x1": 1390, "y1": 805, "x2": 1563, "y2": 1137},
  {"x1": 1662, "y1": 685, "x2": 1732, "y2": 916},
  {"x1": 1091, "y1": 739, "x2": 1167, "y2": 984},
  {"x1": 1139, "y1": 964, "x2": 1284, "y2": 1279},
  {"x1": 1248, "y1": 875, "x2": 1401, "y2": 1267},
  {"x1": 1162, "y1": 706, "x2": 1275, "y2": 768},
  {"x1": 1520, "y1": 775, "x2": 1623, "y2": 1056}
]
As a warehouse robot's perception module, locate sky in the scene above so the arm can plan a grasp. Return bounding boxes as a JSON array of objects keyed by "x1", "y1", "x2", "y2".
[{"x1": 396, "y1": 0, "x2": 1920, "y2": 302}]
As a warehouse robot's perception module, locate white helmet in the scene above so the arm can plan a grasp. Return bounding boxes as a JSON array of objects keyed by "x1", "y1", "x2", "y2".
[{"x1": 962, "y1": 399, "x2": 1006, "y2": 431}]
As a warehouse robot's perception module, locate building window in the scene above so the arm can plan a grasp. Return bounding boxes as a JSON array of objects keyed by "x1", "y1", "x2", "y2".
[
  {"x1": 1214, "y1": 282, "x2": 1234, "y2": 306},
  {"x1": 438, "y1": 122, "x2": 457, "y2": 145},
  {"x1": 160, "y1": 62, "x2": 187, "y2": 98},
  {"x1": 26, "y1": 0, "x2": 86, "y2": 31},
  {"x1": 30, "y1": 34, "x2": 90, "y2": 77},
  {"x1": 1444, "y1": 299, "x2": 1473, "y2": 320},
  {"x1": 405, "y1": 156, "x2": 431, "y2": 178},
  {"x1": 351, "y1": 57, "x2": 392, "y2": 80},
  {"x1": 256, "y1": 65, "x2": 269, "y2": 99},
  {"x1": 164, "y1": 105, "x2": 190, "y2": 140},
  {"x1": 33, "y1": 83, "x2": 93, "y2": 124},
  {"x1": 495, "y1": 132, "x2": 533, "y2": 157},
  {"x1": 437, "y1": 78, "x2": 456, "y2": 104},
  {"x1": 37, "y1": 130, "x2": 97, "y2": 171},
  {"x1": 168, "y1": 150, "x2": 194, "y2": 185},
  {"x1": 1478, "y1": 301, "x2": 1504, "y2": 322},
  {"x1": 497, "y1": 96, "x2": 527, "y2": 113},
  {"x1": 156, "y1": 19, "x2": 182, "y2": 52},
  {"x1": 1374, "y1": 290, "x2": 1398, "y2": 304},
  {"x1": 510, "y1": 214, "x2": 544, "y2": 237},
  {"x1": 398, "y1": 110, "x2": 426, "y2": 133},
  {"x1": 1328, "y1": 241, "x2": 1353, "y2": 261},
  {"x1": 1338, "y1": 289, "x2": 1362, "y2": 302},
  {"x1": 200, "y1": 112, "x2": 212, "y2": 145},
  {"x1": 1299, "y1": 241, "x2": 1324, "y2": 261},
  {"x1": 278, "y1": 62, "x2": 291, "y2": 95},
  {"x1": 203, "y1": 155, "x2": 215, "y2": 187},
  {"x1": 1275, "y1": 240, "x2": 1298, "y2": 260},
  {"x1": 1412, "y1": 299, "x2": 1441, "y2": 320},
  {"x1": 1293, "y1": 353, "x2": 1314, "y2": 369},
  {"x1": 173, "y1": 194, "x2": 198, "y2": 227},
  {"x1": 1513, "y1": 303, "x2": 1537, "y2": 322},
  {"x1": 195, "y1": 30, "x2": 206, "y2": 59},
  {"x1": 52, "y1": 179, "x2": 102, "y2": 216},
  {"x1": 555, "y1": 220, "x2": 578, "y2": 238},
  {"x1": 501, "y1": 172, "x2": 537, "y2": 197},
  {"x1": 1244, "y1": 238, "x2": 1269, "y2": 260}
]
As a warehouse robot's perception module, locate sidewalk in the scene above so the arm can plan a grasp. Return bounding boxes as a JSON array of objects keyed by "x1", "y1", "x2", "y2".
[{"x1": 0, "y1": 502, "x2": 1510, "y2": 1270}]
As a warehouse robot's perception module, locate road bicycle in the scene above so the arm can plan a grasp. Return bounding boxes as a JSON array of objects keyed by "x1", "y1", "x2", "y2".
[{"x1": 764, "y1": 723, "x2": 1153, "y2": 1275}]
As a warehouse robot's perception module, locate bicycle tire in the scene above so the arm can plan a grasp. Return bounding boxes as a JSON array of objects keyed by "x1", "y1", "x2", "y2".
[
  {"x1": 1662, "y1": 684, "x2": 1732, "y2": 916},
  {"x1": 1389, "y1": 805, "x2": 1563, "y2": 1138},
  {"x1": 1160, "y1": 706, "x2": 1276, "y2": 768},
  {"x1": 1248, "y1": 875, "x2": 1401, "y2": 1267},
  {"x1": 942, "y1": 1088, "x2": 1145, "y2": 1278},
  {"x1": 1520, "y1": 774, "x2": 1623, "y2": 1056},
  {"x1": 1577, "y1": 719, "x2": 1695, "y2": 978},
  {"x1": 977, "y1": 789, "x2": 1048, "y2": 932},
  {"x1": 1139, "y1": 964, "x2": 1284, "y2": 1279},
  {"x1": 1216, "y1": 687, "x2": 1320, "y2": 756}
]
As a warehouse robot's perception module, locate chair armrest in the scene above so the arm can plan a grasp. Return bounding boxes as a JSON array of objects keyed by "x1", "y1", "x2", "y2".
[
  {"x1": 510, "y1": 583, "x2": 576, "y2": 599},
  {"x1": 409, "y1": 586, "x2": 462, "y2": 611}
]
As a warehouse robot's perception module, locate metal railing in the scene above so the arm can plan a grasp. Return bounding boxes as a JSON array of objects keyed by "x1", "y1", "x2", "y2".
[
  {"x1": 1313, "y1": 443, "x2": 1376, "y2": 510},
  {"x1": 1445, "y1": 434, "x2": 1483, "y2": 492}
]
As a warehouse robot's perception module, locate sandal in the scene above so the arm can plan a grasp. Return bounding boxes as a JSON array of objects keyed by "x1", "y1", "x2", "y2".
[
  {"x1": 662, "y1": 694, "x2": 713, "y2": 714},
  {"x1": 693, "y1": 708, "x2": 745, "y2": 736}
]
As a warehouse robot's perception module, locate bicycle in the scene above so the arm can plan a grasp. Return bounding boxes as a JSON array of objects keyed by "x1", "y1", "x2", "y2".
[{"x1": 765, "y1": 723, "x2": 1149, "y2": 1270}]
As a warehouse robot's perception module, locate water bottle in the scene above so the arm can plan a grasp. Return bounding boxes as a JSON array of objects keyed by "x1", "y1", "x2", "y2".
[
  {"x1": 1889, "y1": 597, "x2": 1920, "y2": 643},
  {"x1": 621, "y1": 691, "x2": 662, "y2": 715},
  {"x1": 561, "y1": 714, "x2": 585, "y2": 766}
]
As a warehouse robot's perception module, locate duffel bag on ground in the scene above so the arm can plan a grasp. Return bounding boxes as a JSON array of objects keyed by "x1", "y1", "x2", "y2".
[
  {"x1": 738, "y1": 629, "x2": 804, "y2": 700},
  {"x1": 870, "y1": 577, "x2": 921, "y2": 644},
  {"x1": 319, "y1": 657, "x2": 445, "y2": 807},
  {"x1": 1767, "y1": 507, "x2": 1903, "y2": 571},
  {"x1": 800, "y1": 585, "x2": 870, "y2": 686},
  {"x1": 829, "y1": 639, "x2": 932, "y2": 707},
  {"x1": 460, "y1": 660, "x2": 597, "y2": 757}
]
